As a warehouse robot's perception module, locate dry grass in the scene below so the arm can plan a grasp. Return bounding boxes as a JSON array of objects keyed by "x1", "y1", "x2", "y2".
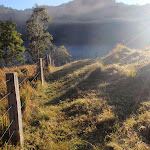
[
  {"x1": 102, "y1": 44, "x2": 150, "y2": 66},
  {"x1": 107, "y1": 102, "x2": 150, "y2": 150},
  {"x1": 0, "y1": 64, "x2": 42, "y2": 149},
  {"x1": 1, "y1": 44, "x2": 150, "y2": 149}
]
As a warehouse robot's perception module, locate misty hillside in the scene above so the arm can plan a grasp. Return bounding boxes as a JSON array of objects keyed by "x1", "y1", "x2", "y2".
[{"x1": 0, "y1": 0, "x2": 150, "y2": 58}]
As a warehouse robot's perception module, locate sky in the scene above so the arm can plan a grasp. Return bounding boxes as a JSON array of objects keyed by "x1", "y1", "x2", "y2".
[
  {"x1": 0, "y1": 0, "x2": 150, "y2": 10},
  {"x1": 116, "y1": 0, "x2": 150, "y2": 5}
]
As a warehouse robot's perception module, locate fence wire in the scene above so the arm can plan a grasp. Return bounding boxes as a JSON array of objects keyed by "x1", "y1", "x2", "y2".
[
  {"x1": 34, "y1": 61, "x2": 40, "y2": 66},
  {"x1": 20, "y1": 72, "x2": 40, "y2": 97},
  {"x1": 0, "y1": 79, "x2": 10, "y2": 87},
  {"x1": 0, "y1": 92, "x2": 11, "y2": 103},
  {"x1": 0, "y1": 119, "x2": 14, "y2": 141},
  {"x1": 19, "y1": 66, "x2": 39, "y2": 87},
  {"x1": 21, "y1": 72, "x2": 40, "y2": 109},
  {"x1": 0, "y1": 106, "x2": 12, "y2": 121},
  {"x1": 0, "y1": 57, "x2": 47, "y2": 148},
  {"x1": 5, "y1": 130, "x2": 15, "y2": 149}
]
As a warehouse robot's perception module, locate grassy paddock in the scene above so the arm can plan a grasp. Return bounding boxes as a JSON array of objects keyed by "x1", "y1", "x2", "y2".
[{"x1": 0, "y1": 46, "x2": 150, "y2": 149}]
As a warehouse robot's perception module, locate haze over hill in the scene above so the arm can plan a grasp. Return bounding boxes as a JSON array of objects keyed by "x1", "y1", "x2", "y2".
[{"x1": 0, "y1": 0, "x2": 150, "y2": 59}]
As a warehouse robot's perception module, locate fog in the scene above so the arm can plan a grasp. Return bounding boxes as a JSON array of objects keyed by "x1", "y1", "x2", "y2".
[{"x1": 1, "y1": 0, "x2": 150, "y2": 59}]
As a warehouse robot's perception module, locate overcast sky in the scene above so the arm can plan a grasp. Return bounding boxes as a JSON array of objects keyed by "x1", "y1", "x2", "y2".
[
  {"x1": 116, "y1": 0, "x2": 150, "y2": 5},
  {"x1": 0, "y1": 0, "x2": 150, "y2": 10}
]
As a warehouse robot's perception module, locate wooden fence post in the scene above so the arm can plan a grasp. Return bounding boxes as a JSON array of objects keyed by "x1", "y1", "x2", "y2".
[
  {"x1": 38, "y1": 58, "x2": 44, "y2": 86},
  {"x1": 52, "y1": 59, "x2": 55, "y2": 67},
  {"x1": 49, "y1": 55, "x2": 51, "y2": 66},
  {"x1": 6, "y1": 72, "x2": 24, "y2": 147},
  {"x1": 46, "y1": 54, "x2": 49, "y2": 67}
]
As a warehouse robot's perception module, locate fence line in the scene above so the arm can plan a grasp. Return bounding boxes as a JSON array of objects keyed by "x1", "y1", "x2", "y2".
[{"x1": 0, "y1": 54, "x2": 53, "y2": 148}]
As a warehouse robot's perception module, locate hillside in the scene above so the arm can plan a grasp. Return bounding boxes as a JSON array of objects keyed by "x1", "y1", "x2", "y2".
[
  {"x1": 0, "y1": 0, "x2": 150, "y2": 54},
  {"x1": 0, "y1": 44, "x2": 150, "y2": 149}
]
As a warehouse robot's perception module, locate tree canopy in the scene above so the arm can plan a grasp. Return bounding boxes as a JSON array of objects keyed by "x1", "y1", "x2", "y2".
[
  {"x1": 0, "y1": 20, "x2": 25, "y2": 67},
  {"x1": 53, "y1": 45, "x2": 72, "y2": 66},
  {"x1": 26, "y1": 5, "x2": 53, "y2": 62}
]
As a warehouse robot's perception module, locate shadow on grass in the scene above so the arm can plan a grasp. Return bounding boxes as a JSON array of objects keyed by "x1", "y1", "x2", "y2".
[
  {"x1": 89, "y1": 67, "x2": 150, "y2": 120},
  {"x1": 45, "y1": 59, "x2": 95, "y2": 82},
  {"x1": 46, "y1": 60, "x2": 150, "y2": 121},
  {"x1": 44, "y1": 67, "x2": 103, "y2": 106},
  {"x1": 45, "y1": 87, "x2": 81, "y2": 106},
  {"x1": 51, "y1": 63, "x2": 150, "y2": 121},
  {"x1": 45, "y1": 64, "x2": 150, "y2": 148}
]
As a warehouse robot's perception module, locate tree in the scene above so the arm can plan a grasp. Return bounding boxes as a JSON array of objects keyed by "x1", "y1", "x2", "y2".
[
  {"x1": 53, "y1": 45, "x2": 72, "y2": 66},
  {"x1": 26, "y1": 5, "x2": 53, "y2": 62},
  {"x1": 0, "y1": 20, "x2": 25, "y2": 67}
]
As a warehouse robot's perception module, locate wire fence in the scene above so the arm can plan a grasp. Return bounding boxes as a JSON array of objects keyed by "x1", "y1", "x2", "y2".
[
  {"x1": 0, "y1": 55, "x2": 52, "y2": 149},
  {"x1": 0, "y1": 92, "x2": 11, "y2": 103},
  {"x1": 0, "y1": 27, "x2": 149, "y2": 148},
  {"x1": 0, "y1": 119, "x2": 14, "y2": 142},
  {"x1": 0, "y1": 79, "x2": 10, "y2": 87},
  {"x1": 0, "y1": 50, "x2": 137, "y2": 149}
]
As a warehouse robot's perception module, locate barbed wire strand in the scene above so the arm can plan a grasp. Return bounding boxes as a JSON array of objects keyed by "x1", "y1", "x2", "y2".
[
  {"x1": 19, "y1": 76, "x2": 30, "y2": 86},
  {"x1": 19, "y1": 67, "x2": 39, "y2": 87},
  {"x1": 30, "y1": 72, "x2": 40, "y2": 83},
  {"x1": 20, "y1": 72, "x2": 40, "y2": 97},
  {"x1": 21, "y1": 69, "x2": 28, "y2": 74},
  {"x1": 42, "y1": 56, "x2": 46, "y2": 60},
  {"x1": 0, "y1": 92, "x2": 11, "y2": 103},
  {"x1": 21, "y1": 101, "x2": 26, "y2": 109},
  {"x1": 0, "y1": 119, "x2": 14, "y2": 141},
  {"x1": 21, "y1": 74, "x2": 39, "y2": 113},
  {"x1": 5, "y1": 130, "x2": 15, "y2": 149},
  {"x1": 34, "y1": 61, "x2": 40, "y2": 66},
  {"x1": 0, "y1": 79, "x2": 10, "y2": 87},
  {"x1": 18, "y1": 63, "x2": 38, "y2": 77},
  {"x1": 0, "y1": 106, "x2": 12, "y2": 121}
]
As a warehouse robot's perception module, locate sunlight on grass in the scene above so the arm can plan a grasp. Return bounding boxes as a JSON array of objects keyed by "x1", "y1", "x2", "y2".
[{"x1": 0, "y1": 52, "x2": 150, "y2": 149}]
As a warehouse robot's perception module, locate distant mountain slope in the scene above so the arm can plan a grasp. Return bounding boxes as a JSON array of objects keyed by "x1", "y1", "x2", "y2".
[
  {"x1": 0, "y1": 0, "x2": 150, "y2": 57},
  {"x1": 1, "y1": 0, "x2": 150, "y2": 24}
]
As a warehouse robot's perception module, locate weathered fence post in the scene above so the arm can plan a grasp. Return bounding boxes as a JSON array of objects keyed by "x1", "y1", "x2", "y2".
[
  {"x1": 49, "y1": 55, "x2": 51, "y2": 66},
  {"x1": 6, "y1": 72, "x2": 24, "y2": 147},
  {"x1": 52, "y1": 59, "x2": 55, "y2": 67},
  {"x1": 38, "y1": 58, "x2": 44, "y2": 86},
  {"x1": 46, "y1": 54, "x2": 49, "y2": 67}
]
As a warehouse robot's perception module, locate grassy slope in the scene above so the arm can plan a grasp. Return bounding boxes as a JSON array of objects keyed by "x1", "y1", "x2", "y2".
[
  {"x1": 101, "y1": 44, "x2": 150, "y2": 149},
  {"x1": 1, "y1": 44, "x2": 150, "y2": 149}
]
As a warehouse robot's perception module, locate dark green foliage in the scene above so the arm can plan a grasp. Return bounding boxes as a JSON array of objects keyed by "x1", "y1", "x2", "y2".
[
  {"x1": 0, "y1": 20, "x2": 25, "y2": 67},
  {"x1": 26, "y1": 5, "x2": 53, "y2": 62},
  {"x1": 53, "y1": 45, "x2": 72, "y2": 66}
]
